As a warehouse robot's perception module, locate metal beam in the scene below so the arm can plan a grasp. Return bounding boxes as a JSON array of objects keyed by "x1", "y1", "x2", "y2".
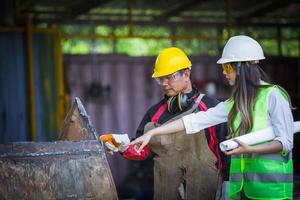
[
  {"x1": 36, "y1": 18, "x2": 300, "y2": 28},
  {"x1": 62, "y1": 32, "x2": 224, "y2": 41},
  {"x1": 67, "y1": 0, "x2": 110, "y2": 20},
  {"x1": 0, "y1": 26, "x2": 298, "y2": 41},
  {"x1": 237, "y1": 0, "x2": 293, "y2": 20},
  {"x1": 226, "y1": 0, "x2": 233, "y2": 38},
  {"x1": 54, "y1": 29, "x2": 67, "y2": 132},
  {"x1": 154, "y1": 0, "x2": 202, "y2": 20},
  {"x1": 127, "y1": 0, "x2": 133, "y2": 36},
  {"x1": 61, "y1": 32, "x2": 299, "y2": 42},
  {"x1": 26, "y1": 16, "x2": 37, "y2": 141},
  {"x1": 20, "y1": 0, "x2": 38, "y2": 10}
]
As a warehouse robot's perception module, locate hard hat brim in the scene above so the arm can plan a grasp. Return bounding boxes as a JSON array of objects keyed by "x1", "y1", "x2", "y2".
[
  {"x1": 152, "y1": 65, "x2": 191, "y2": 78},
  {"x1": 151, "y1": 69, "x2": 179, "y2": 78},
  {"x1": 216, "y1": 58, "x2": 232, "y2": 64},
  {"x1": 216, "y1": 57, "x2": 266, "y2": 64}
]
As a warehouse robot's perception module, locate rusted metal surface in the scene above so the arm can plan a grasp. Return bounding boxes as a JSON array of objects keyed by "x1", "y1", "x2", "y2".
[
  {"x1": 60, "y1": 97, "x2": 98, "y2": 140},
  {"x1": 0, "y1": 97, "x2": 118, "y2": 200},
  {"x1": 0, "y1": 140, "x2": 118, "y2": 199}
]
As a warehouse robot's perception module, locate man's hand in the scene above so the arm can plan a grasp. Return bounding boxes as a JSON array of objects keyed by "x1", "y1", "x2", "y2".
[
  {"x1": 129, "y1": 132, "x2": 153, "y2": 153},
  {"x1": 99, "y1": 133, "x2": 130, "y2": 154}
]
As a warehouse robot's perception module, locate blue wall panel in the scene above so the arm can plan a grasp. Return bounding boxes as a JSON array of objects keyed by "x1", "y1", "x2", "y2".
[
  {"x1": 0, "y1": 32, "x2": 59, "y2": 143},
  {"x1": 0, "y1": 33, "x2": 29, "y2": 143},
  {"x1": 33, "y1": 33, "x2": 58, "y2": 141}
]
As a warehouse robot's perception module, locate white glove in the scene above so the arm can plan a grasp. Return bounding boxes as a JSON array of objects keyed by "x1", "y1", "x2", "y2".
[{"x1": 100, "y1": 133, "x2": 130, "y2": 153}]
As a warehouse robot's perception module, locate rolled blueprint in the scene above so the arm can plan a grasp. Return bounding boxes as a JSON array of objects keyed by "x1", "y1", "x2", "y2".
[{"x1": 220, "y1": 121, "x2": 300, "y2": 152}]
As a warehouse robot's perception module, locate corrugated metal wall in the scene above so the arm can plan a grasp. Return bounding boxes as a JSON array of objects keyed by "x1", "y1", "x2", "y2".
[
  {"x1": 0, "y1": 33, "x2": 29, "y2": 142},
  {"x1": 0, "y1": 32, "x2": 60, "y2": 143},
  {"x1": 64, "y1": 54, "x2": 225, "y2": 138},
  {"x1": 33, "y1": 33, "x2": 59, "y2": 141}
]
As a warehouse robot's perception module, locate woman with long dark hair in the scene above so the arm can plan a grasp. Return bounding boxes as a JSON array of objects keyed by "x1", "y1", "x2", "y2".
[{"x1": 130, "y1": 35, "x2": 294, "y2": 199}]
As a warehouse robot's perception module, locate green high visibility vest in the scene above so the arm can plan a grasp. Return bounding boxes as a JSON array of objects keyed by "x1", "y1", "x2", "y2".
[{"x1": 227, "y1": 85, "x2": 293, "y2": 200}]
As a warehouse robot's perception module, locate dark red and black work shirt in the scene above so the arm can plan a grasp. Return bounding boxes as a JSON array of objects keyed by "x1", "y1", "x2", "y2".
[{"x1": 136, "y1": 88, "x2": 230, "y2": 180}]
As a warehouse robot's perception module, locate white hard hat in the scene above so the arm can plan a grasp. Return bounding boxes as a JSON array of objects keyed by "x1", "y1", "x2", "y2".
[{"x1": 217, "y1": 35, "x2": 265, "y2": 64}]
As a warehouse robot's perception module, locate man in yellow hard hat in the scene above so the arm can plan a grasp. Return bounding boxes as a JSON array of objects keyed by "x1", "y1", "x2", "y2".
[{"x1": 101, "y1": 47, "x2": 229, "y2": 200}]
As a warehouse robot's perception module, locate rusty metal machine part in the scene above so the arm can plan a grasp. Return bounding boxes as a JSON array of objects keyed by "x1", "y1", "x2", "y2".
[
  {"x1": 0, "y1": 97, "x2": 118, "y2": 199},
  {"x1": 0, "y1": 140, "x2": 118, "y2": 199},
  {"x1": 60, "y1": 97, "x2": 98, "y2": 140}
]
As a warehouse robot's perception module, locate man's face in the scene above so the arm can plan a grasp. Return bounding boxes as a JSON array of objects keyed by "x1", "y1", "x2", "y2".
[{"x1": 155, "y1": 69, "x2": 190, "y2": 96}]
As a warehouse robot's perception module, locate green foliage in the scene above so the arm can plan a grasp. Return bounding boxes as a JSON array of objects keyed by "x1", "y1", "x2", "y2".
[
  {"x1": 95, "y1": 26, "x2": 113, "y2": 36},
  {"x1": 260, "y1": 39, "x2": 278, "y2": 56},
  {"x1": 62, "y1": 25, "x2": 94, "y2": 34},
  {"x1": 62, "y1": 25, "x2": 300, "y2": 57},
  {"x1": 114, "y1": 26, "x2": 129, "y2": 35},
  {"x1": 62, "y1": 38, "x2": 113, "y2": 54},
  {"x1": 282, "y1": 41, "x2": 299, "y2": 57},
  {"x1": 63, "y1": 39, "x2": 91, "y2": 54},
  {"x1": 175, "y1": 39, "x2": 219, "y2": 56},
  {"x1": 133, "y1": 26, "x2": 170, "y2": 36},
  {"x1": 116, "y1": 38, "x2": 171, "y2": 56}
]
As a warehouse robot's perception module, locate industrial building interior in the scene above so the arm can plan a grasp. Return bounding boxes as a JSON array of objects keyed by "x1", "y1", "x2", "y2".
[{"x1": 0, "y1": 0, "x2": 300, "y2": 199}]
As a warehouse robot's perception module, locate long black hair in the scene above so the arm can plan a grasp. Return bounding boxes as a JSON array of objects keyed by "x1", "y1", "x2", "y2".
[{"x1": 228, "y1": 62, "x2": 292, "y2": 138}]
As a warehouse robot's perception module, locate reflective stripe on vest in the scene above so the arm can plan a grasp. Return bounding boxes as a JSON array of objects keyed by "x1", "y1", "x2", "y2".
[
  {"x1": 227, "y1": 85, "x2": 293, "y2": 199},
  {"x1": 230, "y1": 172, "x2": 293, "y2": 183},
  {"x1": 243, "y1": 152, "x2": 292, "y2": 163}
]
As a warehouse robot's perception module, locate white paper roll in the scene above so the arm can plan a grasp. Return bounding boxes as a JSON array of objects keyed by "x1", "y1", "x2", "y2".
[{"x1": 220, "y1": 121, "x2": 300, "y2": 152}]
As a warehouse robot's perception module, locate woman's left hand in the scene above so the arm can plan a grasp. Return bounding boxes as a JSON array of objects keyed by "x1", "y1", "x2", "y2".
[{"x1": 225, "y1": 139, "x2": 254, "y2": 155}]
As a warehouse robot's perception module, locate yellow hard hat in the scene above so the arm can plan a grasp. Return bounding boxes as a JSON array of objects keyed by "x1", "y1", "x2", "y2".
[{"x1": 152, "y1": 47, "x2": 192, "y2": 78}]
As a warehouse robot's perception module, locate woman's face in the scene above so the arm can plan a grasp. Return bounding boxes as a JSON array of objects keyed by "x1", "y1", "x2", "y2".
[{"x1": 222, "y1": 63, "x2": 237, "y2": 86}]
